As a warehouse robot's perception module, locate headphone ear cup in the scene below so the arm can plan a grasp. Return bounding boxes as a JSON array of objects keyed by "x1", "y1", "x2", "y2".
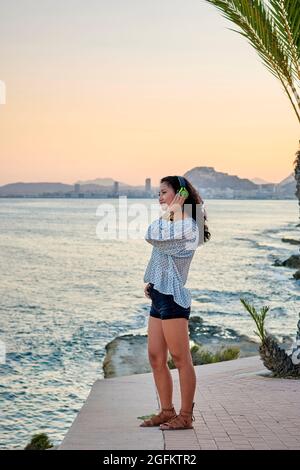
[
  {"x1": 177, "y1": 177, "x2": 189, "y2": 197},
  {"x1": 178, "y1": 187, "x2": 189, "y2": 198}
]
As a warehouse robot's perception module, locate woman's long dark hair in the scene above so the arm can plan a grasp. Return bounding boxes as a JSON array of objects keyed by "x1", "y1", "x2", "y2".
[{"x1": 160, "y1": 175, "x2": 211, "y2": 243}]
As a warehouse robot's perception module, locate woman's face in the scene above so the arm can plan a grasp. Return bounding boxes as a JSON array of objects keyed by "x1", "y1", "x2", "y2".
[{"x1": 158, "y1": 182, "x2": 176, "y2": 209}]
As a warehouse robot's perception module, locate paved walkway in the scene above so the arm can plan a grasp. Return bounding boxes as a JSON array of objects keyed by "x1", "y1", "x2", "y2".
[{"x1": 59, "y1": 356, "x2": 300, "y2": 450}]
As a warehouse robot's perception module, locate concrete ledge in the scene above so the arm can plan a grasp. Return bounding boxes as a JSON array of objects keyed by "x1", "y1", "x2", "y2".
[
  {"x1": 59, "y1": 372, "x2": 163, "y2": 450},
  {"x1": 59, "y1": 356, "x2": 300, "y2": 450}
]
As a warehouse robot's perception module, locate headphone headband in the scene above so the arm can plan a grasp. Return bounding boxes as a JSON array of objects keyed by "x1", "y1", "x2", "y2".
[
  {"x1": 177, "y1": 176, "x2": 186, "y2": 188},
  {"x1": 177, "y1": 176, "x2": 189, "y2": 198}
]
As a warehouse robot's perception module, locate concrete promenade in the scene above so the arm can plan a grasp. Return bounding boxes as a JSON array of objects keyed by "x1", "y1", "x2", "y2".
[{"x1": 59, "y1": 356, "x2": 300, "y2": 450}]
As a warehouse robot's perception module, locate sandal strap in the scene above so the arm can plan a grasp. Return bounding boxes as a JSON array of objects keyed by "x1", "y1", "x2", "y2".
[
  {"x1": 142, "y1": 406, "x2": 176, "y2": 426},
  {"x1": 179, "y1": 402, "x2": 195, "y2": 421},
  {"x1": 161, "y1": 413, "x2": 190, "y2": 429},
  {"x1": 179, "y1": 410, "x2": 196, "y2": 422},
  {"x1": 161, "y1": 402, "x2": 196, "y2": 428}
]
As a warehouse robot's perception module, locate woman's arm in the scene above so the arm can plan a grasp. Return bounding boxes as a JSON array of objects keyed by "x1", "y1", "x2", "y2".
[{"x1": 145, "y1": 217, "x2": 199, "y2": 256}]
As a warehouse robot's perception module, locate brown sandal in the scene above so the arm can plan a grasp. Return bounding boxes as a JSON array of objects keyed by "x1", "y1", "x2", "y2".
[
  {"x1": 139, "y1": 405, "x2": 177, "y2": 427},
  {"x1": 159, "y1": 402, "x2": 195, "y2": 430}
]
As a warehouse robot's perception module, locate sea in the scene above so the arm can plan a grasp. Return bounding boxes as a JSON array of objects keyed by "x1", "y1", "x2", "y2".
[{"x1": 0, "y1": 197, "x2": 299, "y2": 449}]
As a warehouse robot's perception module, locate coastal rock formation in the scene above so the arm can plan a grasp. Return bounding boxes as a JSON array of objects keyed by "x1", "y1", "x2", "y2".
[
  {"x1": 274, "y1": 254, "x2": 300, "y2": 268},
  {"x1": 281, "y1": 238, "x2": 300, "y2": 245},
  {"x1": 103, "y1": 334, "x2": 150, "y2": 378},
  {"x1": 102, "y1": 316, "x2": 260, "y2": 378},
  {"x1": 293, "y1": 270, "x2": 300, "y2": 280},
  {"x1": 188, "y1": 316, "x2": 259, "y2": 356}
]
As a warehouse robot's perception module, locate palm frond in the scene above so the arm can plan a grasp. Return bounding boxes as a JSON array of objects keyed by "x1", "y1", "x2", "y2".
[
  {"x1": 240, "y1": 298, "x2": 269, "y2": 342},
  {"x1": 206, "y1": 1, "x2": 292, "y2": 80},
  {"x1": 268, "y1": 0, "x2": 300, "y2": 81},
  {"x1": 205, "y1": 0, "x2": 300, "y2": 123}
]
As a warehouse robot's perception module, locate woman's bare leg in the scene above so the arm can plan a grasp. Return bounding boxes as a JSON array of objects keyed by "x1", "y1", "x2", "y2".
[
  {"x1": 161, "y1": 318, "x2": 196, "y2": 412},
  {"x1": 147, "y1": 316, "x2": 173, "y2": 409}
]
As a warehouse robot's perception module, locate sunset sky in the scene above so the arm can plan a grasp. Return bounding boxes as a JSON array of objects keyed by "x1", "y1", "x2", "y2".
[{"x1": 0, "y1": 0, "x2": 298, "y2": 187}]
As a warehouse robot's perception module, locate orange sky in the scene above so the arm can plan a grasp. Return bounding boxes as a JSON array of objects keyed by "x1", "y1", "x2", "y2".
[{"x1": 0, "y1": 0, "x2": 298, "y2": 187}]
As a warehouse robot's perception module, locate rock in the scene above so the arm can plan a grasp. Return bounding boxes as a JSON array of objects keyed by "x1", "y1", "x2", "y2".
[
  {"x1": 293, "y1": 270, "x2": 300, "y2": 280},
  {"x1": 282, "y1": 255, "x2": 300, "y2": 268},
  {"x1": 103, "y1": 334, "x2": 151, "y2": 378},
  {"x1": 102, "y1": 316, "x2": 260, "y2": 378},
  {"x1": 188, "y1": 316, "x2": 259, "y2": 357},
  {"x1": 274, "y1": 259, "x2": 283, "y2": 266},
  {"x1": 275, "y1": 254, "x2": 300, "y2": 269},
  {"x1": 281, "y1": 238, "x2": 300, "y2": 245}
]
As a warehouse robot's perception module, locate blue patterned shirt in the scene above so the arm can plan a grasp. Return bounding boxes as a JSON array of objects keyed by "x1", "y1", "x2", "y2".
[{"x1": 143, "y1": 216, "x2": 200, "y2": 308}]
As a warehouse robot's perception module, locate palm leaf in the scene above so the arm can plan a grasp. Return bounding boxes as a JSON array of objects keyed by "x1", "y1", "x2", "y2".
[
  {"x1": 240, "y1": 298, "x2": 269, "y2": 342},
  {"x1": 268, "y1": 0, "x2": 300, "y2": 81},
  {"x1": 206, "y1": 1, "x2": 292, "y2": 79},
  {"x1": 205, "y1": 0, "x2": 300, "y2": 122}
]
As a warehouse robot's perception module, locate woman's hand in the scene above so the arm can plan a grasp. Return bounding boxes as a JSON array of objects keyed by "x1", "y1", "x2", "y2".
[
  {"x1": 161, "y1": 193, "x2": 186, "y2": 220},
  {"x1": 144, "y1": 283, "x2": 152, "y2": 299},
  {"x1": 169, "y1": 193, "x2": 186, "y2": 212}
]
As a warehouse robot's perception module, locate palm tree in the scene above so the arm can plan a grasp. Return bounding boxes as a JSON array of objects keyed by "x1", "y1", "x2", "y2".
[
  {"x1": 241, "y1": 299, "x2": 300, "y2": 377},
  {"x1": 205, "y1": 1, "x2": 300, "y2": 375},
  {"x1": 205, "y1": 0, "x2": 300, "y2": 206}
]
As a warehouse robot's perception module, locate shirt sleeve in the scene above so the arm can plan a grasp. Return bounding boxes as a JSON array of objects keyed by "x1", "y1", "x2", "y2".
[{"x1": 145, "y1": 217, "x2": 199, "y2": 255}]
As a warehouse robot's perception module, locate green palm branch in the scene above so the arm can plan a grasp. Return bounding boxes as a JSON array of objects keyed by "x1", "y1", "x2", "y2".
[
  {"x1": 240, "y1": 298, "x2": 269, "y2": 342},
  {"x1": 205, "y1": 0, "x2": 300, "y2": 124}
]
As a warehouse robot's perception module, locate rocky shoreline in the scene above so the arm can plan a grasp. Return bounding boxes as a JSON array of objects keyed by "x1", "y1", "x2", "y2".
[
  {"x1": 274, "y1": 250, "x2": 300, "y2": 280},
  {"x1": 102, "y1": 315, "x2": 262, "y2": 378}
]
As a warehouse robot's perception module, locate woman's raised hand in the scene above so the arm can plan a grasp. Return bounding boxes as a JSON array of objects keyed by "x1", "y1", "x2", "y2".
[{"x1": 168, "y1": 193, "x2": 186, "y2": 213}]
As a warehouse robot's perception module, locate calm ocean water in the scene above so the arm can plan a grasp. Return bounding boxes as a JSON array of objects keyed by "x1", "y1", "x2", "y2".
[{"x1": 0, "y1": 198, "x2": 299, "y2": 449}]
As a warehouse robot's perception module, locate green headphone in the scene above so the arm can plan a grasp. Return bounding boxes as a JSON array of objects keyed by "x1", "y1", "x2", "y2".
[{"x1": 177, "y1": 176, "x2": 189, "y2": 198}]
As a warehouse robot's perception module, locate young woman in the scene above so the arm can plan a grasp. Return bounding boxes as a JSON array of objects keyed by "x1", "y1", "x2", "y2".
[{"x1": 140, "y1": 175, "x2": 210, "y2": 431}]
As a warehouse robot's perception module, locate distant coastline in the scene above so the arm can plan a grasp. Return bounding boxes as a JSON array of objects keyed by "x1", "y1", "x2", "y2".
[{"x1": 0, "y1": 166, "x2": 296, "y2": 199}]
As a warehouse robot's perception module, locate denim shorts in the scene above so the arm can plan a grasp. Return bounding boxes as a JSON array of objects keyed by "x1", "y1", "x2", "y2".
[{"x1": 148, "y1": 283, "x2": 190, "y2": 320}]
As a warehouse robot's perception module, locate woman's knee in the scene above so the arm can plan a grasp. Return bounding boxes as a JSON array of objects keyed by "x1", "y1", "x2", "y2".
[
  {"x1": 170, "y1": 352, "x2": 193, "y2": 369},
  {"x1": 148, "y1": 350, "x2": 168, "y2": 370}
]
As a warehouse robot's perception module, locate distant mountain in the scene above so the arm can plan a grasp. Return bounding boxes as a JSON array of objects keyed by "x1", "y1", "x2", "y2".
[
  {"x1": 278, "y1": 172, "x2": 294, "y2": 187},
  {"x1": 0, "y1": 179, "x2": 134, "y2": 196},
  {"x1": 184, "y1": 166, "x2": 257, "y2": 190},
  {"x1": 183, "y1": 166, "x2": 296, "y2": 199},
  {"x1": 277, "y1": 172, "x2": 296, "y2": 198},
  {"x1": 0, "y1": 169, "x2": 296, "y2": 198},
  {"x1": 251, "y1": 177, "x2": 273, "y2": 185},
  {"x1": 76, "y1": 177, "x2": 130, "y2": 188},
  {"x1": 0, "y1": 182, "x2": 73, "y2": 196}
]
